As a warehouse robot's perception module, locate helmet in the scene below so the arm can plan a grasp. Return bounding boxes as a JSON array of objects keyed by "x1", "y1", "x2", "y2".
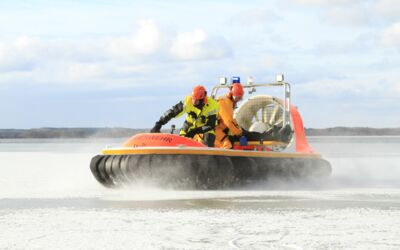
[
  {"x1": 230, "y1": 83, "x2": 244, "y2": 102},
  {"x1": 191, "y1": 85, "x2": 207, "y2": 106}
]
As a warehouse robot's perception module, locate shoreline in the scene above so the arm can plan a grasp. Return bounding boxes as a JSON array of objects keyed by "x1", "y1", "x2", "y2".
[{"x1": 0, "y1": 127, "x2": 399, "y2": 139}]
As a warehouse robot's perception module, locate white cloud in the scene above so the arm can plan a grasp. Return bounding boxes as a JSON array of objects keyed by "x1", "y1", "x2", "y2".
[
  {"x1": 288, "y1": 0, "x2": 371, "y2": 27},
  {"x1": 0, "y1": 36, "x2": 40, "y2": 72},
  {"x1": 108, "y1": 19, "x2": 161, "y2": 58},
  {"x1": 66, "y1": 63, "x2": 104, "y2": 81},
  {"x1": 325, "y1": 7, "x2": 370, "y2": 26},
  {"x1": 259, "y1": 56, "x2": 276, "y2": 68},
  {"x1": 0, "y1": 20, "x2": 233, "y2": 85},
  {"x1": 381, "y1": 22, "x2": 400, "y2": 47},
  {"x1": 375, "y1": 0, "x2": 400, "y2": 18},
  {"x1": 169, "y1": 29, "x2": 232, "y2": 60},
  {"x1": 290, "y1": 0, "x2": 358, "y2": 6},
  {"x1": 229, "y1": 9, "x2": 280, "y2": 26},
  {"x1": 298, "y1": 78, "x2": 361, "y2": 97},
  {"x1": 395, "y1": 83, "x2": 400, "y2": 93},
  {"x1": 296, "y1": 73, "x2": 400, "y2": 101}
]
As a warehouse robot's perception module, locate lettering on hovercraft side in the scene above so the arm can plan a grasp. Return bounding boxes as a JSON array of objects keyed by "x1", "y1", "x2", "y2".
[{"x1": 138, "y1": 135, "x2": 173, "y2": 144}]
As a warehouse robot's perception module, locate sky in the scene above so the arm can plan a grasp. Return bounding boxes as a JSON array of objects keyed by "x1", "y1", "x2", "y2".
[{"x1": 0, "y1": 0, "x2": 399, "y2": 129}]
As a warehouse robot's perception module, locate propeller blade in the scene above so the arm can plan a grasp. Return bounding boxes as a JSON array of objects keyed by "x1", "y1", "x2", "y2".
[
  {"x1": 262, "y1": 107, "x2": 268, "y2": 123},
  {"x1": 274, "y1": 119, "x2": 283, "y2": 127},
  {"x1": 254, "y1": 110, "x2": 260, "y2": 122},
  {"x1": 269, "y1": 105, "x2": 280, "y2": 124}
]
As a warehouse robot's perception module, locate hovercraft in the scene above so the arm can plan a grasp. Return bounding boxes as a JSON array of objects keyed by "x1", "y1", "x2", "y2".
[{"x1": 90, "y1": 75, "x2": 331, "y2": 189}]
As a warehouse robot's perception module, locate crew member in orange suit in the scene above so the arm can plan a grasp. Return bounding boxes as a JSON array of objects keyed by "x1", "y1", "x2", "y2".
[{"x1": 214, "y1": 83, "x2": 244, "y2": 148}]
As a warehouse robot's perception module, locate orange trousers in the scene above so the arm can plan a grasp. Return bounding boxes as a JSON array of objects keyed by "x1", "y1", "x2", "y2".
[{"x1": 214, "y1": 126, "x2": 233, "y2": 149}]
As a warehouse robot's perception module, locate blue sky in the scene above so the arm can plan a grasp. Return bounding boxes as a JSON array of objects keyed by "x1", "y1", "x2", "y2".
[{"x1": 0, "y1": 0, "x2": 399, "y2": 128}]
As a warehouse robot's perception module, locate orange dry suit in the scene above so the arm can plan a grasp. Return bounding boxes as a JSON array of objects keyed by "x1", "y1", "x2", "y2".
[{"x1": 215, "y1": 95, "x2": 242, "y2": 149}]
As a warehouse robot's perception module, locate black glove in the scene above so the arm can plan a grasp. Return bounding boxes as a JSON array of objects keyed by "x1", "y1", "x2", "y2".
[
  {"x1": 150, "y1": 121, "x2": 162, "y2": 133},
  {"x1": 185, "y1": 127, "x2": 202, "y2": 138}
]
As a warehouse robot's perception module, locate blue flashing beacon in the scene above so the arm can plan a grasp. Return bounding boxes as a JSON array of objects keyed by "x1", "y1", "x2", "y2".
[{"x1": 231, "y1": 76, "x2": 240, "y2": 84}]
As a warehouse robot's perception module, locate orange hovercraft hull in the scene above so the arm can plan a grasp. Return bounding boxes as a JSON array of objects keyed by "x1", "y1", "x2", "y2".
[{"x1": 90, "y1": 132, "x2": 331, "y2": 189}]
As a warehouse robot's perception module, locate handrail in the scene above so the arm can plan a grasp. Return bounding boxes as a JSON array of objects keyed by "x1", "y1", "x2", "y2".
[{"x1": 210, "y1": 79, "x2": 291, "y2": 127}]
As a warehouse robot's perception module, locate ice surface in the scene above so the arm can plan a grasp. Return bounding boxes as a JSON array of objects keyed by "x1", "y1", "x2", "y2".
[{"x1": 0, "y1": 137, "x2": 400, "y2": 249}]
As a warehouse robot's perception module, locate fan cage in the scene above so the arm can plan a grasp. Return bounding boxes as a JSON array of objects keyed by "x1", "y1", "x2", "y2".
[{"x1": 234, "y1": 95, "x2": 294, "y2": 144}]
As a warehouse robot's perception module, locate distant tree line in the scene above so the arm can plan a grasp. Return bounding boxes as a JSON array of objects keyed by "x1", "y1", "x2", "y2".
[
  {"x1": 305, "y1": 127, "x2": 400, "y2": 136},
  {"x1": 0, "y1": 127, "x2": 148, "y2": 138},
  {"x1": 0, "y1": 127, "x2": 399, "y2": 138}
]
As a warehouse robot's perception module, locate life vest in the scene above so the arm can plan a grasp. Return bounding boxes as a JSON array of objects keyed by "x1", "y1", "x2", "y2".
[{"x1": 177, "y1": 96, "x2": 219, "y2": 136}]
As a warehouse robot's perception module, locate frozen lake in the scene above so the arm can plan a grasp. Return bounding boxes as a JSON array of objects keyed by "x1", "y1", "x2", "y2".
[{"x1": 1, "y1": 137, "x2": 400, "y2": 249}]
